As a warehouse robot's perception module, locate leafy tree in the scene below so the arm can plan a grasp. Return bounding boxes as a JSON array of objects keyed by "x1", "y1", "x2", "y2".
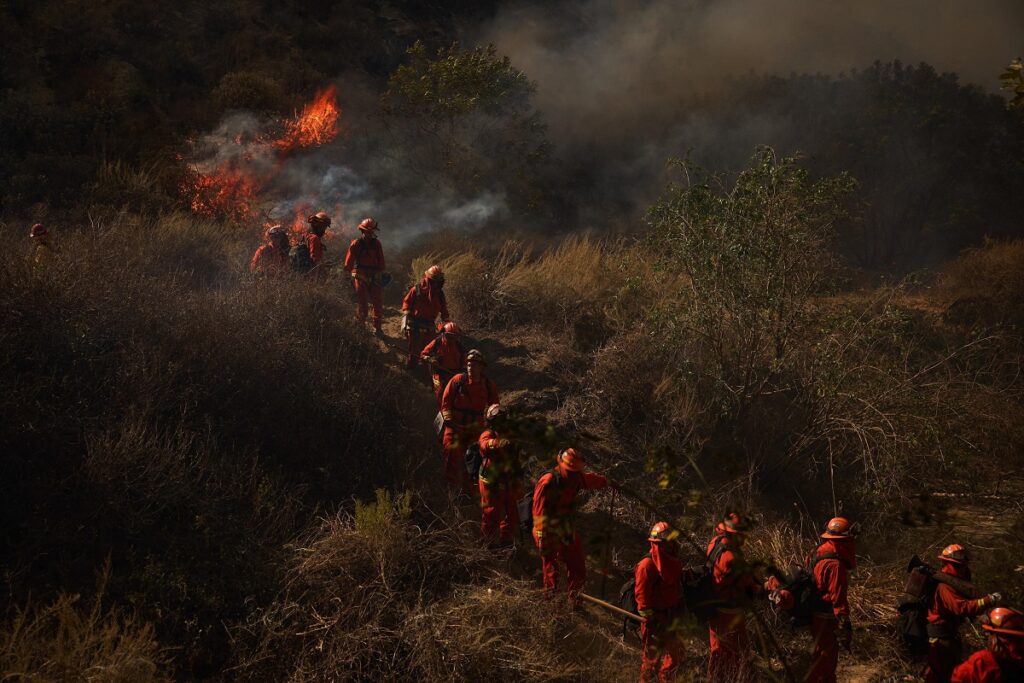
[
  {"x1": 647, "y1": 148, "x2": 854, "y2": 423},
  {"x1": 382, "y1": 41, "x2": 550, "y2": 210}
]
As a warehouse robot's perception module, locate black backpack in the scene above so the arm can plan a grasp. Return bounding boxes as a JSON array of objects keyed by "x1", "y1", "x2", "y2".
[
  {"x1": 464, "y1": 443, "x2": 482, "y2": 483},
  {"x1": 516, "y1": 490, "x2": 533, "y2": 539},
  {"x1": 681, "y1": 537, "x2": 731, "y2": 624},
  {"x1": 896, "y1": 566, "x2": 936, "y2": 657},
  {"x1": 618, "y1": 559, "x2": 647, "y2": 638},
  {"x1": 289, "y1": 242, "x2": 314, "y2": 272},
  {"x1": 774, "y1": 552, "x2": 840, "y2": 628}
]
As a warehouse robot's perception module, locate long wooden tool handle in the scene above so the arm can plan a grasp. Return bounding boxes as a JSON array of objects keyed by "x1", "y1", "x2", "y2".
[{"x1": 578, "y1": 591, "x2": 643, "y2": 623}]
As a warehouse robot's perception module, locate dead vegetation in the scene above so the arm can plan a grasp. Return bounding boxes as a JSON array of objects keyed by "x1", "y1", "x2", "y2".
[
  {"x1": 0, "y1": 565, "x2": 169, "y2": 682},
  {"x1": 232, "y1": 490, "x2": 634, "y2": 682}
]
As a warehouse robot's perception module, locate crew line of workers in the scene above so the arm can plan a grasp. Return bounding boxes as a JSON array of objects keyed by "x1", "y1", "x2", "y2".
[{"x1": 30, "y1": 215, "x2": 1022, "y2": 682}]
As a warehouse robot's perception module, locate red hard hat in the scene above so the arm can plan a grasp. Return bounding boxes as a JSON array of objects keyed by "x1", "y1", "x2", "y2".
[
  {"x1": 308, "y1": 211, "x2": 331, "y2": 226},
  {"x1": 982, "y1": 607, "x2": 1024, "y2": 636},
  {"x1": 821, "y1": 517, "x2": 855, "y2": 539},
  {"x1": 557, "y1": 448, "x2": 585, "y2": 473},
  {"x1": 442, "y1": 322, "x2": 462, "y2": 336},
  {"x1": 648, "y1": 521, "x2": 675, "y2": 543},
  {"x1": 424, "y1": 265, "x2": 444, "y2": 282},
  {"x1": 358, "y1": 217, "x2": 378, "y2": 232},
  {"x1": 30, "y1": 223, "x2": 48, "y2": 238},
  {"x1": 938, "y1": 544, "x2": 969, "y2": 566},
  {"x1": 722, "y1": 512, "x2": 750, "y2": 534}
]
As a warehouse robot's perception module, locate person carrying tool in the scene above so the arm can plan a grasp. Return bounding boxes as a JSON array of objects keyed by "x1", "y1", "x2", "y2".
[
  {"x1": 925, "y1": 544, "x2": 1002, "y2": 683},
  {"x1": 250, "y1": 225, "x2": 290, "y2": 274},
  {"x1": 806, "y1": 517, "x2": 859, "y2": 683},
  {"x1": 421, "y1": 322, "x2": 466, "y2": 405},
  {"x1": 531, "y1": 448, "x2": 616, "y2": 607},
  {"x1": 343, "y1": 217, "x2": 385, "y2": 334},
  {"x1": 477, "y1": 404, "x2": 522, "y2": 547},
  {"x1": 951, "y1": 607, "x2": 1024, "y2": 682},
  {"x1": 707, "y1": 511, "x2": 761, "y2": 683},
  {"x1": 402, "y1": 265, "x2": 450, "y2": 369},
  {"x1": 440, "y1": 349, "x2": 498, "y2": 494},
  {"x1": 636, "y1": 521, "x2": 686, "y2": 683}
]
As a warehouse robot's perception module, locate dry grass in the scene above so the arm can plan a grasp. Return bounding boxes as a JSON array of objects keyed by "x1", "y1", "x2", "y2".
[
  {"x1": 0, "y1": 213, "x2": 427, "y2": 676},
  {"x1": 1, "y1": 566, "x2": 170, "y2": 682},
  {"x1": 233, "y1": 490, "x2": 635, "y2": 681},
  {"x1": 938, "y1": 238, "x2": 1024, "y2": 329}
]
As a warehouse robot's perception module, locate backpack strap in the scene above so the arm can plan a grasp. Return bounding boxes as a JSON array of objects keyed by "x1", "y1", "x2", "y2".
[
  {"x1": 707, "y1": 535, "x2": 731, "y2": 568},
  {"x1": 808, "y1": 551, "x2": 842, "y2": 572}
]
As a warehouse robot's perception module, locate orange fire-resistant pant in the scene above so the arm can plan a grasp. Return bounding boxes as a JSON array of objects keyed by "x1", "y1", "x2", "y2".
[
  {"x1": 479, "y1": 480, "x2": 520, "y2": 544},
  {"x1": 808, "y1": 613, "x2": 841, "y2": 683},
  {"x1": 354, "y1": 279, "x2": 383, "y2": 328},
  {"x1": 533, "y1": 530, "x2": 586, "y2": 604},
  {"x1": 708, "y1": 609, "x2": 753, "y2": 683},
  {"x1": 640, "y1": 617, "x2": 685, "y2": 683},
  {"x1": 441, "y1": 427, "x2": 476, "y2": 495}
]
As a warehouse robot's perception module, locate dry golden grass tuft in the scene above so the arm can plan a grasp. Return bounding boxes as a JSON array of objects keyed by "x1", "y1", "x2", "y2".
[
  {"x1": 1, "y1": 566, "x2": 169, "y2": 682},
  {"x1": 233, "y1": 489, "x2": 635, "y2": 682}
]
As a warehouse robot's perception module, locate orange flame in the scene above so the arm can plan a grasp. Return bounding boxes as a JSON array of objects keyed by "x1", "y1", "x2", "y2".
[
  {"x1": 183, "y1": 163, "x2": 261, "y2": 222},
  {"x1": 274, "y1": 85, "x2": 340, "y2": 153},
  {"x1": 181, "y1": 85, "x2": 343, "y2": 223}
]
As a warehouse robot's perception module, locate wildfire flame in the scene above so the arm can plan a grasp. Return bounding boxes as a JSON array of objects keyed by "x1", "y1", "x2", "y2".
[
  {"x1": 184, "y1": 163, "x2": 261, "y2": 223},
  {"x1": 181, "y1": 85, "x2": 343, "y2": 223},
  {"x1": 274, "y1": 85, "x2": 341, "y2": 153}
]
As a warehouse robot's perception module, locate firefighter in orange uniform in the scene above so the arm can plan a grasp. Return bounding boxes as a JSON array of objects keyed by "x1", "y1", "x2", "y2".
[
  {"x1": 421, "y1": 322, "x2": 467, "y2": 406},
  {"x1": 249, "y1": 225, "x2": 290, "y2": 274},
  {"x1": 636, "y1": 521, "x2": 686, "y2": 683},
  {"x1": 707, "y1": 512, "x2": 761, "y2": 683},
  {"x1": 952, "y1": 607, "x2": 1024, "y2": 682},
  {"x1": 807, "y1": 517, "x2": 858, "y2": 683},
  {"x1": 477, "y1": 404, "x2": 522, "y2": 547},
  {"x1": 306, "y1": 211, "x2": 331, "y2": 269},
  {"x1": 531, "y1": 448, "x2": 614, "y2": 606},
  {"x1": 924, "y1": 544, "x2": 1002, "y2": 683},
  {"x1": 440, "y1": 349, "x2": 498, "y2": 493},
  {"x1": 343, "y1": 217, "x2": 385, "y2": 333},
  {"x1": 402, "y1": 265, "x2": 450, "y2": 368}
]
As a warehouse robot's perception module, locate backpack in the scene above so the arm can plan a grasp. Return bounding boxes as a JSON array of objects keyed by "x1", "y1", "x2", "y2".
[
  {"x1": 775, "y1": 552, "x2": 840, "y2": 628},
  {"x1": 896, "y1": 565, "x2": 936, "y2": 657},
  {"x1": 618, "y1": 573, "x2": 642, "y2": 638},
  {"x1": 289, "y1": 242, "x2": 314, "y2": 272},
  {"x1": 516, "y1": 490, "x2": 533, "y2": 539},
  {"x1": 464, "y1": 443, "x2": 482, "y2": 483}
]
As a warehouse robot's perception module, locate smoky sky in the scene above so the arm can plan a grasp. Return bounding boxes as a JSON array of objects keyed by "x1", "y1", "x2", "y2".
[{"x1": 480, "y1": 0, "x2": 1023, "y2": 154}]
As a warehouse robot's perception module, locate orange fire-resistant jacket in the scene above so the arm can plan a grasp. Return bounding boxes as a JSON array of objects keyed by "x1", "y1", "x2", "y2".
[
  {"x1": 440, "y1": 372, "x2": 499, "y2": 433},
  {"x1": 531, "y1": 470, "x2": 608, "y2": 541},
  {"x1": 344, "y1": 236, "x2": 385, "y2": 277},
  {"x1": 402, "y1": 278, "x2": 449, "y2": 325},
  {"x1": 811, "y1": 541, "x2": 853, "y2": 618}
]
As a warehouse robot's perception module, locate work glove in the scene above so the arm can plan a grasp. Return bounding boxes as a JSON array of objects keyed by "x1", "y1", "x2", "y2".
[
  {"x1": 984, "y1": 592, "x2": 1003, "y2": 607},
  {"x1": 495, "y1": 438, "x2": 511, "y2": 449},
  {"x1": 837, "y1": 617, "x2": 853, "y2": 653},
  {"x1": 400, "y1": 314, "x2": 409, "y2": 335}
]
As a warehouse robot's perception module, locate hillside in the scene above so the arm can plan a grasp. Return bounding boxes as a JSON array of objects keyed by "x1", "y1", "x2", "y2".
[{"x1": 3, "y1": 3, "x2": 1024, "y2": 682}]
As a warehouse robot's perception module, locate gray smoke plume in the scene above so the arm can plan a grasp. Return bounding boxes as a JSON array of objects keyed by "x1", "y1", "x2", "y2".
[{"x1": 480, "y1": 0, "x2": 1023, "y2": 155}]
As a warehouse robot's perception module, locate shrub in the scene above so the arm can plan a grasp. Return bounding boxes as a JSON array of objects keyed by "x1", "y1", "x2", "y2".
[
  {"x1": 0, "y1": 213, "x2": 426, "y2": 675},
  {"x1": 0, "y1": 566, "x2": 169, "y2": 682},
  {"x1": 233, "y1": 495, "x2": 633, "y2": 681}
]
